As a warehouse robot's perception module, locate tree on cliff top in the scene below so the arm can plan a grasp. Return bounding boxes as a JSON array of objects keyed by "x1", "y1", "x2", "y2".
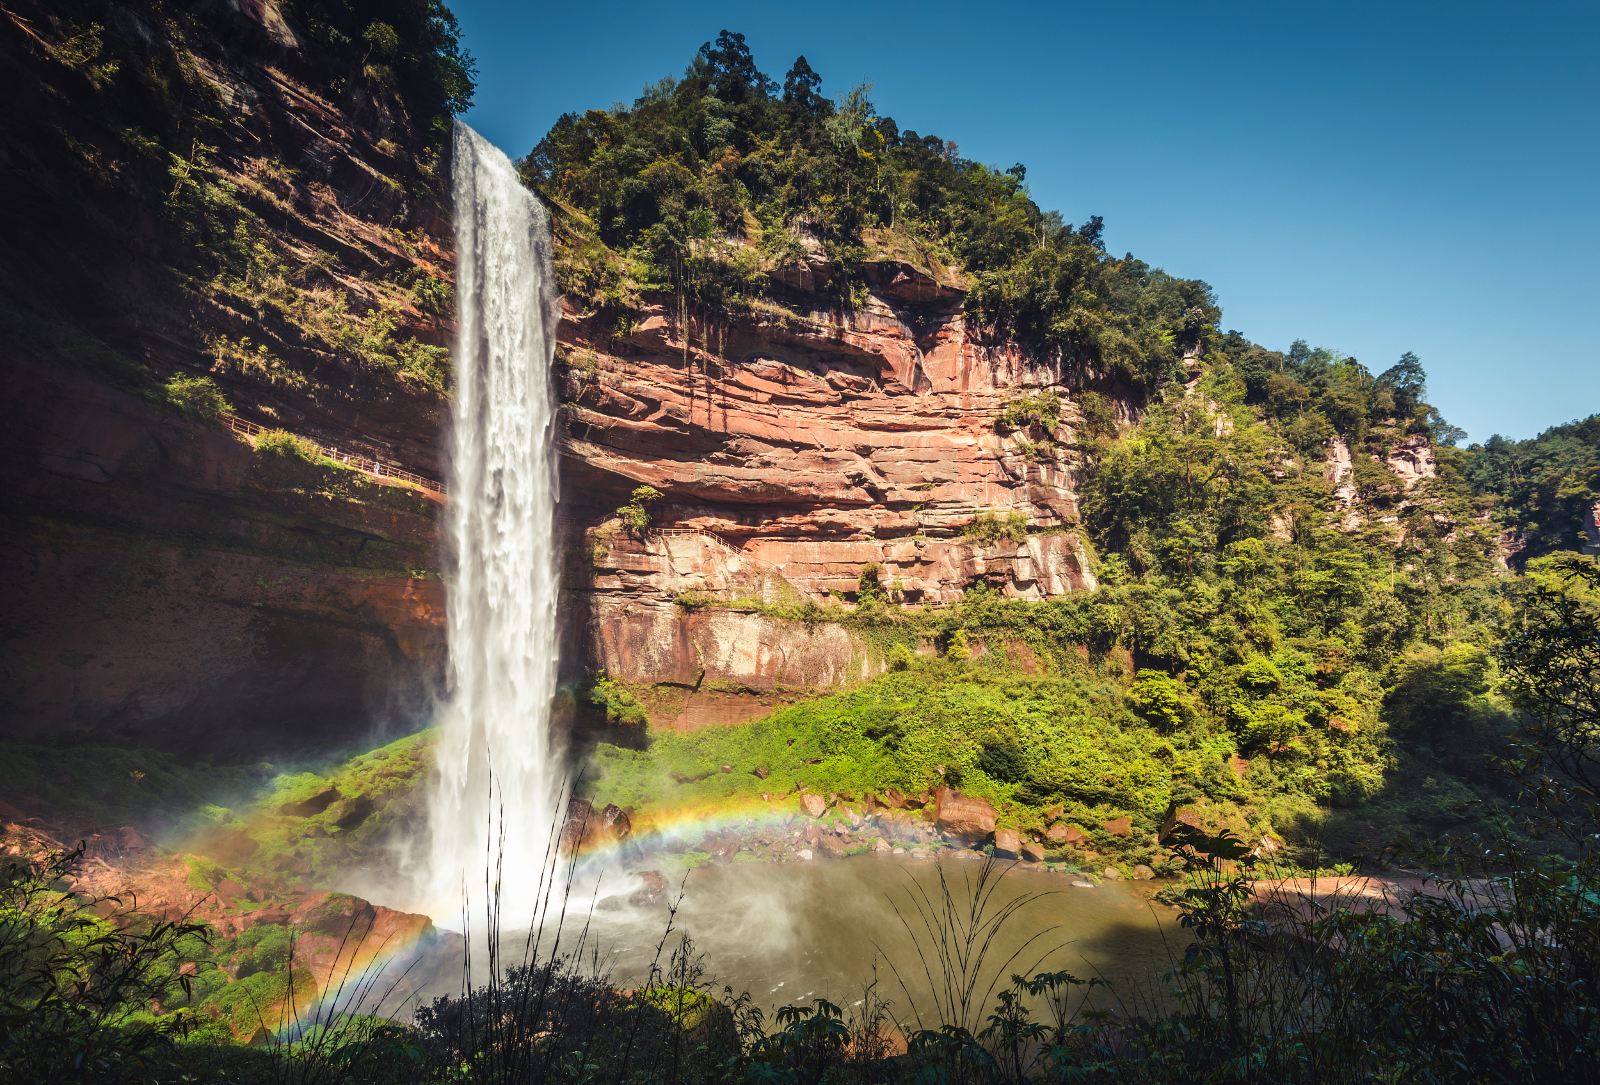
[
  {"x1": 287, "y1": 0, "x2": 475, "y2": 136},
  {"x1": 524, "y1": 31, "x2": 1218, "y2": 388}
]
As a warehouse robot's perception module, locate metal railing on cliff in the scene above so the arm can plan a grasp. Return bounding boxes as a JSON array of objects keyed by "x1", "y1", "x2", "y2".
[
  {"x1": 220, "y1": 412, "x2": 447, "y2": 497},
  {"x1": 650, "y1": 525, "x2": 743, "y2": 552}
]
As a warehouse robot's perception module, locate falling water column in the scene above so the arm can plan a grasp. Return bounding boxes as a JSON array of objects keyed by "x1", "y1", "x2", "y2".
[{"x1": 423, "y1": 122, "x2": 563, "y2": 922}]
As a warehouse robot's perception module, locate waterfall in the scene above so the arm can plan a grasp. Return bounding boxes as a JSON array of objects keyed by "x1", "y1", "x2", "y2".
[{"x1": 421, "y1": 122, "x2": 563, "y2": 922}]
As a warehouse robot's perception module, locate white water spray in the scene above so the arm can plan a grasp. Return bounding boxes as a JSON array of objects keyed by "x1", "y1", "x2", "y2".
[{"x1": 420, "y1": 122, "x2": 563, "y2": 922}]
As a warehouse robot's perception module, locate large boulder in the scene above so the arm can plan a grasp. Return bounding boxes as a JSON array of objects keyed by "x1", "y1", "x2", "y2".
[
  {"x1": 628, "y1": 870, "x2": 668, "y2": 907},
  {"x1": 934, "y1": 786, "x2": 997, "y2": 844},
  {"x1": 799, "y1": 792, "x2": 827, "y2": 818},
  {"x1": 1102, "y1": 816, "x2": 1133, "y2": 837},
  {"x1": 1045, "y1": 822, "x2": 1087, "y2": 846},
  {"x1": 1159, "y1": 805, "x2": 1206, "y2": 841},
  {"x1": 561, "y1": 799, "x2": 634, "y2": 854},
  {"x1": 992, "y1": 827, "x2": 1020, "y2": 859},
  {"x1": 1020, "y1": 842, "x2": 1046, "y2": 863}
]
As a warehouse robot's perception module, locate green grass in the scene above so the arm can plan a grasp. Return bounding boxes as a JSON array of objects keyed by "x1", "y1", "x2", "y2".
[
  {"x1": 235, "y1": 730, "x2": 432, "y2": 882},
  {"x1": 587, "y1": 657, "x2": 1241, "y2": 860},
  {"x1": 0, "y1": 742, "x2": 268, "y2": 837},
  {"x1": 1, "y1": 731, "x2": 432, "y2": 891}
]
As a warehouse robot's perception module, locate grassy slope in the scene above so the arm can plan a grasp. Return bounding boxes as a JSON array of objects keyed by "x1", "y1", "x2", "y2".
[
  {"x1": 589, "y1": 657, "x2": 1246, "y2": 863},
  {"x1": 3, "y1": 731, "x2": 432, "y2": 890}
]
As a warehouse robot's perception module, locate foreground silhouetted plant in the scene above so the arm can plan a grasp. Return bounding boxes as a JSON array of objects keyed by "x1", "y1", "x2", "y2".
[{"x1": 0, "y1": 843, "x2": 208, "y2": 1084}]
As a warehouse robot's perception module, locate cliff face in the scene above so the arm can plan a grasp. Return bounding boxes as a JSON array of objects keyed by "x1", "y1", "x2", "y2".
[
  {"x1": 2, "y1": 2, "x2": 1478, "y2": 747},
  {"x1": 555, "y1": 269, "x2": 1103, "y2": 719},
  {"x1": 4, "y1": 358, "x2": 445, "y2": 749},
  {"x1": 0, "y1": 0, "x2": 450, "y2": 750},
  {"x1": 1, "y1": 0, "x2": 1119, "y2": 744}
]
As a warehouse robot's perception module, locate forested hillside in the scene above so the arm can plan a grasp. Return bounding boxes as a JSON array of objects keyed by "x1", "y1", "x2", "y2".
[
  {"x1": 1470, "y1": 413, "x2": 1600, "y2": 559},
  {"x1": 532, "y1": 33, "x2": 1560, "y2": 860}
]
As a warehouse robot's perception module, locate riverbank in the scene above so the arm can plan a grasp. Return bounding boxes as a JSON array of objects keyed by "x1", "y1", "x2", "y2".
[{"x1": 566, "y1": 783, "x2": 1177, "y2": 889}]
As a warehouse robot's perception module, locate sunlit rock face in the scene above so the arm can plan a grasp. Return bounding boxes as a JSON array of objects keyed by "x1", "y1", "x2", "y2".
[
  {"x1": 1385, "y1": 434, "x2": 1438, "y2": 488},
  {"x1": 552, "y1": 265, "x2": 1105, "y2": 712},
  {"x1": 559, "y1": 287, "x2": 1099, "y2": 603}
]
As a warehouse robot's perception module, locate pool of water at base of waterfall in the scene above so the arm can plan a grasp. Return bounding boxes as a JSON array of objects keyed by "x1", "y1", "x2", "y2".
[{"x1": 412, "y1": 852, "x2": 1182, "y2": 1025}]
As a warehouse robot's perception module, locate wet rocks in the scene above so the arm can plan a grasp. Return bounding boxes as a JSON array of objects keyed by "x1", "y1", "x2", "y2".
[
  {"x1": 816, "y1": 835, "x2": 848, "y2": 859},
  {"x1": 880, "y1": 810, "x2": 936, "y2": 845},
  {"x1": 933, "y1": 786, "x2": 997, "y2": 843},
  {"x1": 628, "y1": 869, "x2": 668, "y2": 907},
  {"x1": 992, "y1": 827, "x2": 1021, "y2": 859},
  {"x1": 561, "y1": 799, "x2": 634, "y2": 854},
  {"x1": 701, "y1": 830, "x2": 742, "y2": 861}
]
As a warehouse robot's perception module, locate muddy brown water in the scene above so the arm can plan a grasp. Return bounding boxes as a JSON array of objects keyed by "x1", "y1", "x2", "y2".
[{"x1": 555, "y1": 852, "x2": 1182, "y2": 1027}]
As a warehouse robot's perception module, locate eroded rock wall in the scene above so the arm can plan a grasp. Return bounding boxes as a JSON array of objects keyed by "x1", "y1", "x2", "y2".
[
  {"x1": 0, "y1": 0, "x2": 449, "y2": 751},
  {"x1": 555, "y1": 279, "x2": 1104, "y2": 713},
  {"x1": 1, "y1": 0, "x2": 1110, "y2": 745}
]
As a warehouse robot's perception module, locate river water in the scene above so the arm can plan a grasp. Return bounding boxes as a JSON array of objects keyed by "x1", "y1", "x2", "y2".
[{"x1": 565, "y1": 853, "x2": 1179, "y2": 1027}]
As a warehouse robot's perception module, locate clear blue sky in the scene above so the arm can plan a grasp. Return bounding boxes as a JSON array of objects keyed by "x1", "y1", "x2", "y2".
[{"x1": 449, "y1": 0, "x2": 1598, "y2": 442}]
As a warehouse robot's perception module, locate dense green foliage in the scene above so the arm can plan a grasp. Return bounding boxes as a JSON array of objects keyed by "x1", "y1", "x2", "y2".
[
  {"x1": 1468, "y1": 413, "x2": 1600, "y2": 558},
  {"x1": 532, "y1": 33, "x2": 1537, "y2": 864},
  {"x1": 284, "y1": 0, "x2": 476, "y2": 137},
  {"x1": 591, "y1": 659, "x2": 1188, "y2": 853},
  {"x1": 617, "y1": 484, "x2": 664, "y2": 537},
  {"x1": 607, "y1": 347, "x2": 1517, "y2": 857},
  {"x1": 12, "y1": 13, "x2": 1600, "y2": 1080},
  {"x1": 4, "y1": 0, "x2": 470, "y2": 411},
  {"x1": 0, "y1": 846, "x2": 208, "y2": 1083},
  {"x1": 586, "y1": 673, "x2": 649, "y2": 730},
  {"x1": 12, "y1": 563, "x2": 1600, "y2": 1082},
  {"x1": 161, "y1": 373, "x2": 230, "y2": 419},
  {"x1": 526, "y1": 33, "x2": 1216, "y2": 384}
]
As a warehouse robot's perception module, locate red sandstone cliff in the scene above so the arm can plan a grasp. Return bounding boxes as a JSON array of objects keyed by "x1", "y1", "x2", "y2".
[
  {"x1": 0, "y1": 0, "x2": 449, "y2": 748},
  {"x1": 554, "y1": 271, "x2": 1106, "y2": 719}
]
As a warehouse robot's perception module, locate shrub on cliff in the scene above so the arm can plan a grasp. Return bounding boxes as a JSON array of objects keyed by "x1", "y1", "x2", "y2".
[
  {"x1": 618, "y1": 484, "x2": 663, "y2": 537},
  {"x1": 254, "y1": 428, "x2": 327, "y2": 464},
  {"x1": 963, "y1": 510, "x2": 1029, "y2": 545},
  {"x1": 162, "y1": 372, "x2": 230, "y2": 420},
  {"x1": 994, "y1": 389, "x2": 1061, "y2": 434},
  {"x1": 588, "y1": 673, "x2": 649, "y2": 731},
  {"x1": 284, "y1": 0, "x2": 475, "y2": 141}
]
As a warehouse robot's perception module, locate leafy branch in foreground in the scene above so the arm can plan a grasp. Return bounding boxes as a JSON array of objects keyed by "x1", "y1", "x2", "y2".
[{"x1": 0, "y1": 844, "x2": 208, "y2": 1084}]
